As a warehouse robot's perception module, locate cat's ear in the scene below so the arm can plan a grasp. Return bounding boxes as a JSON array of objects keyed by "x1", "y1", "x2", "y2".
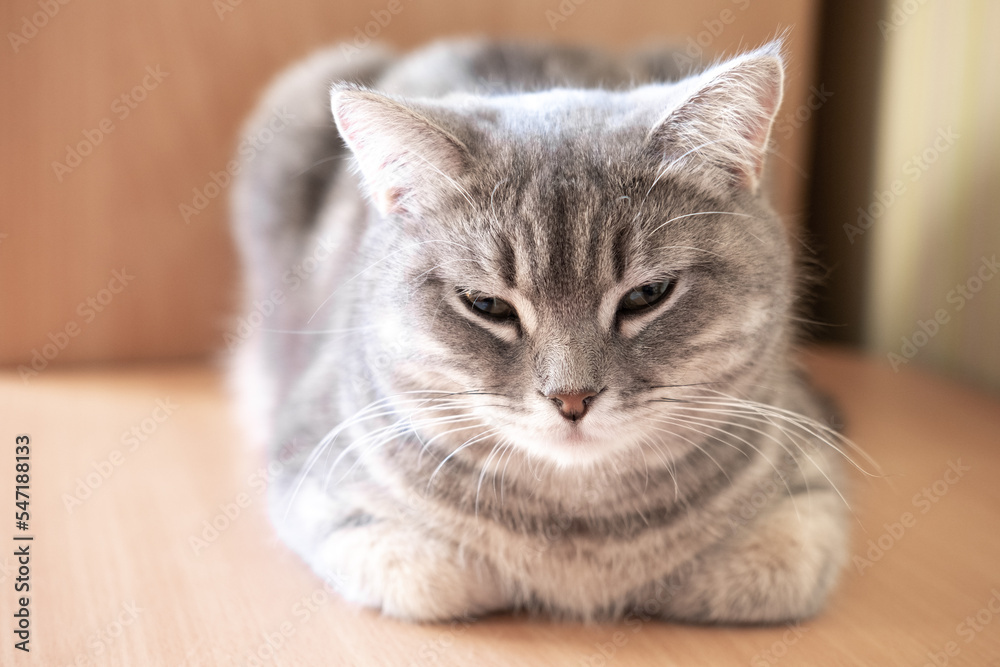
[
  {"x1": 331, "y1": 86, "x2": 467, "y2": 217},
  {"x1": 646, "y1": 42, "x2": 784, "y2": 192}
]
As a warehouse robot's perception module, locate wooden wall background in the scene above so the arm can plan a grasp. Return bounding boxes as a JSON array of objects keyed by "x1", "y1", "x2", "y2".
[{"x1": 0, "y1": 0, "x2": 819, "y2": 368}]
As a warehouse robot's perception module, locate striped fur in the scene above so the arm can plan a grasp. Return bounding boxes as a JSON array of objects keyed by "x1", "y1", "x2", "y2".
[{"x1": 230, "y1": 38, "x2": 852, "y2": 624}]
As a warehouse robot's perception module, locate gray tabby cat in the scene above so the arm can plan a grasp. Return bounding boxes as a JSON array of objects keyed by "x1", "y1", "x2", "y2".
[{"x1": 230, "y1": 38, "x2": 861, "y2": 624}]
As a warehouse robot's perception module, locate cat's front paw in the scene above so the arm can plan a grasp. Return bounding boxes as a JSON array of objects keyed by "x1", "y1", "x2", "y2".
[
  {"x1": 312, "y1": 517, "x2": 508, "y2": 622},
  {"x1": 655, "y1": 492, "x2": 846, "y2": 624}
]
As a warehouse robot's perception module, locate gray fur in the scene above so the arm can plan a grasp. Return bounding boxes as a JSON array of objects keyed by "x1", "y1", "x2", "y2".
[{"x1": 230, "y1": 38, "x2": 853, "y2": 624}]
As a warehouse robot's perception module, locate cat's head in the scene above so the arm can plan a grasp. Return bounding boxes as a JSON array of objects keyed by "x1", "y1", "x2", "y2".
[{"x1": 332, "y1": 43, "x2": 795, "y2": 468}]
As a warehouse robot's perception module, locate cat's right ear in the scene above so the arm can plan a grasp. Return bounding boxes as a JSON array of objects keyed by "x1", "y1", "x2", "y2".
[
  {"x1": 330, "y1": 86, "x2": 468, "y2": 218},
  {"x1": 645, "y1": 41, "x2": 785, "y2": 193}
]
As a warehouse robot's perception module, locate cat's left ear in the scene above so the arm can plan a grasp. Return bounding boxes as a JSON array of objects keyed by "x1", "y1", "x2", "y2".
[
  {"x1": 331, "y1": 86, "x2": 468, "y2": 217},
  {"x1": 646, "y1": 42, "x2": 784, "y2": 192}
]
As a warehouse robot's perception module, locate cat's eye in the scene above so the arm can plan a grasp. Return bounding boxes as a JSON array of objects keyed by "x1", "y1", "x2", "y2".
[
  {"x1": 618, "y1": 279, "x2": 676, "y2": 314},
  {"x1": 461, "y1": 291, "x2": 517, "y2": 321}
]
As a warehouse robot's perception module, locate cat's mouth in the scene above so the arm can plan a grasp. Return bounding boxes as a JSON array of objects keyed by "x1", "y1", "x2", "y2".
[{"x1": 498, "y1": 416, "x2": 643, "y2": 467}]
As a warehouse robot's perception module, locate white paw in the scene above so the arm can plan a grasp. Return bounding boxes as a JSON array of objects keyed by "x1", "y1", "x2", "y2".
[{"x1": 313, "y1": 520, "x2": 507, "y2": 622}]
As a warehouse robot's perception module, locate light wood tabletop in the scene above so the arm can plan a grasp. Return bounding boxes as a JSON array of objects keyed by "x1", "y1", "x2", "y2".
[{"x1": 1, "y1": 347, "x2": 998, "y2": 666}]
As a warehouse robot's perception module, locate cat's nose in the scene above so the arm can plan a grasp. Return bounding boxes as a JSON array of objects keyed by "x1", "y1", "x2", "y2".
[{"x1": 545, "y1": 389, "x2": 600, "y2": 422}]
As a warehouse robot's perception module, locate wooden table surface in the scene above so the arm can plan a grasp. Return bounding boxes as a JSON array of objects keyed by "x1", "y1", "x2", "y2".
[{"x1": 1, "y1": 347, "x2": 999, "y2": 666}]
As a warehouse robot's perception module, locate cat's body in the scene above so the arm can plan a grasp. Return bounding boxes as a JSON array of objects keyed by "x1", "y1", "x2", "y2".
[{"x1": 231, "y1": 39, "x2": 851, "y2": 623}]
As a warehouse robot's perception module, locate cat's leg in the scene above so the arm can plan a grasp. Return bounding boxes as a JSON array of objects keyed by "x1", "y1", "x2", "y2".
[
  {"x1": 653, "y1": 489, "x2": 847, "y2": 624},
  {"x1": 274, "y1": 478, "x2": 508, "y2": 622},
  {"x1": 311, "y1": 514, "x2": 509, "y2": 622}
]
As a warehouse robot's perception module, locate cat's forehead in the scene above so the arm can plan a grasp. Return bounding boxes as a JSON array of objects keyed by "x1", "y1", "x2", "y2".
[
  {"x1": 430, "y1": 164, "x2": 718, "y2": 308},
  {"x1": 416, "y1": 86, "x2": 748, "y2": 301}
]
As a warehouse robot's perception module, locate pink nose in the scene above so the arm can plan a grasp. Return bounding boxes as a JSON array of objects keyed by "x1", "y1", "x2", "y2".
[{"x1": 546, "y1": 390, "x2": 599, "y2": 422}]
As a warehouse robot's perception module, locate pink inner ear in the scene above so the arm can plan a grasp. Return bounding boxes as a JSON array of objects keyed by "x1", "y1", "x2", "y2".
[
  {"x1": 332, "y1": 89, "x2": 468, "y2": 217},
  {"x1": 740, "y1": 75, "x2": 783, "y2": 182},
  {"x1": 332, "y1": 94, "x2": 410, "y2": 214},
  {"x1": 334, "y1": 111, "x2": 357, "y2": 145},
  {"x1": 339, "y1": 113, "x2": 397, "y2": 172},
  {"x1": 378, "y1": 186, "x2": 405, "y2": 215}
]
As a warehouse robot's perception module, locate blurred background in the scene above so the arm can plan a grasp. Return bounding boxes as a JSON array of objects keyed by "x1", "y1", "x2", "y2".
[{"x1": 1, "y1": 0, "x2": 998, "y2": 390}]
